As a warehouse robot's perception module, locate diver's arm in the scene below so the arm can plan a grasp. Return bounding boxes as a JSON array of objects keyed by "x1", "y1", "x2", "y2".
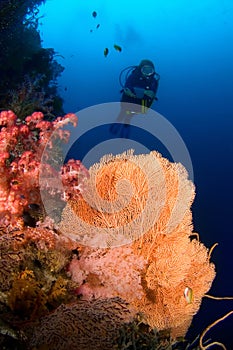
[
  {"x1": 144, "y1": 78, "x2": 159, "y2": 100},
  {"x1": 144, "y1": 89, "x2": 155, "y2": 99},
  {"x1": 124, "y1": 87, "x2": 136, "y2": 98},
  {"x1": 124, "y1": 72, "x2": 137, "y2": 88},
  {"x1": 123, "y1": 77, "x2": 136, "y2": 97}
]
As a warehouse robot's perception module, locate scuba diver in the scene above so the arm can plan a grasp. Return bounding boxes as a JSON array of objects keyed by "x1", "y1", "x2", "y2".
[{"x1": 110, "y1": 59, "x2": 160, "y2": 137}]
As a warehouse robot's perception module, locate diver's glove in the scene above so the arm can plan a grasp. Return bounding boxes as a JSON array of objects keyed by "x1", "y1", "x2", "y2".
[
  {"x1": 144, "y1": 90, "x2": 155, "y2": 99},
  {"x1": 124, "y1": 88, "x2": 136, "y2": 98}
]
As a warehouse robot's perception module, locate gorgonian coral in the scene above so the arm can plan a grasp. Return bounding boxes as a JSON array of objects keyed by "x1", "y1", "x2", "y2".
[
  {"x1": 29, "y1": 297, "x2": 135, "y2": 350},
  {"x1": 0, "y1": 110, "x2": 88, "y2": 227},
  {"x1": 59, "y1": 150, "x2": 195, "y2": 247},
  {"x1": 60, "y1": 150, "x2": 216, "y2": 340}
]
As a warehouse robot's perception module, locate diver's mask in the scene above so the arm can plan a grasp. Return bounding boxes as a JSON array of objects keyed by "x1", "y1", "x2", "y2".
[{"x1": 141, "y1": 65, "x2": 155, "y2": 77}]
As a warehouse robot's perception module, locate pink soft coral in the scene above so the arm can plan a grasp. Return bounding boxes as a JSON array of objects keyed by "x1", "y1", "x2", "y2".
[
  {"x1": 0, "y1": 110, "x2": 88, "y2": 226},
  {"x1": 68, "y1": 245, "x2": 146, "y2": 302}
]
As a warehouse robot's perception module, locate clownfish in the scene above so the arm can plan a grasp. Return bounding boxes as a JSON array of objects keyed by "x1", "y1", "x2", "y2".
[{"x1": 184, "y1": 287, "x2": 193, "y2": 304}]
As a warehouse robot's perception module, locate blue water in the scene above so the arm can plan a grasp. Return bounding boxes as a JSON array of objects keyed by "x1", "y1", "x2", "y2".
[{"x1": 39, "y1": 0, "x2": 233, "y2": 346}]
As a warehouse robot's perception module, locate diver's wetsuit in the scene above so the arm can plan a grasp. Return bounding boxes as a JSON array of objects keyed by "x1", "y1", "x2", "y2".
[{"x1": 110, "y1": 67, "x2": 159, "y2": 138}]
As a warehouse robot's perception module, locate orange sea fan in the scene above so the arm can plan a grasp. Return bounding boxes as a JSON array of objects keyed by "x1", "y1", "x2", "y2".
[
  {"x1": 131, "y1": 231, "x2": 216, "y2": 338},
  {"x1": 59, "y1": 149, "x2": 216, "y2": 339},
  {"x1": 59, "y1": 150, "x2": 195, "y2": 248}
]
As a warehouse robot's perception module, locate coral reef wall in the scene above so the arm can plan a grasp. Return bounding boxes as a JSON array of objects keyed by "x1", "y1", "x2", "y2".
[{"x1": 0, "y1": 0, "x2": 64, "y2": 118}]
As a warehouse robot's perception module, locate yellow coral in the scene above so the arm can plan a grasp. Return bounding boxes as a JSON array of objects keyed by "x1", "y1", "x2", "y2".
[
  {"x1": 47, "y1": 276, "x2": 69, "y2": 308},
  {"x1": 7, "y1": 269, "x2": 47, "y2": 319}
]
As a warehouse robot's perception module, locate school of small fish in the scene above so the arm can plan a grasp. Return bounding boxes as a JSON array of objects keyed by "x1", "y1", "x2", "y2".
[{"x1": 90, "y1": 10, "x2": 122, "y2": 58}]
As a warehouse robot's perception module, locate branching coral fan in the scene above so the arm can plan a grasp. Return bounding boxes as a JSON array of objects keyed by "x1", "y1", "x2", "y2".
[
  {"x1": 29, "y1": 297, "x2": 135, "y2": 350},
  {"x1": 60, "y1": 150, "x2": 216, "y2": 340},
  {"x1": 0, "y1": 110, "x2": 88, "y2": 227}
]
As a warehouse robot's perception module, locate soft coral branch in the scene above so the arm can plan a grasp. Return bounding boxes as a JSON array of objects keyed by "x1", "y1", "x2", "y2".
[{"x1": 0, "y1": 110, "x2": 88, "y2": 226}]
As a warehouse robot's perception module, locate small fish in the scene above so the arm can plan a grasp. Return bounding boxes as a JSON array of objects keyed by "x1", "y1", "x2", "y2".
[
  {"x1": 28, "y1": 203, "x2": 40, "y2": 211},
  {"x1": 104, "y1": 48, "x2": 109, "y2": 57},
  {"x1": 90, "y1": 29, "x2": 93, "y2": 33},
  {"x1": 184, "y1": 287, "x2": 193, "y2": 304},
  {"x1": 113, "y1": 44, "x2": 122, "y2": 52},
  {"x1": 96, "y1": 23, "x2": 100, "y2": 29},
  {"x1": 92, "y1": 11, "x2": 97, "y2": 18}
]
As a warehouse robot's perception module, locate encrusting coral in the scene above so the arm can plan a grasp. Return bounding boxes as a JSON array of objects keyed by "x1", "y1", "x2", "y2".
[
  {"x1": 60, "y1": 150, "x2": 216, "y2": 340},
  {"x1": 0, "y1": 225, "x2": 77, "y2": 320},
  {"x1": 0, "y1": 222, "x2": 84, "y2": 346}
]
